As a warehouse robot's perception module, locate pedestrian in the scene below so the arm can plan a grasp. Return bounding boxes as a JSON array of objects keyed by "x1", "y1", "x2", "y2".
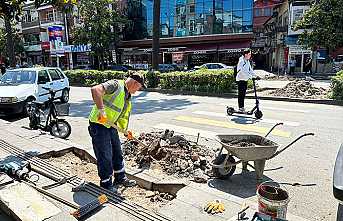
[
  {"x1": 88, "y1": 74, "x2": 146, "y2": 191},
  {"x1": 289, "y1": 57, "x2": 296, "y2": 75},
  {"x1": 236, "y1": 49, "x2": 258, "y2": 112},
  {"x1": 0, "y1": 64, "x2": 6, "y2": 76},
  {"x1": 304, "y1": 57, "x2": 312, "y2": 75}
]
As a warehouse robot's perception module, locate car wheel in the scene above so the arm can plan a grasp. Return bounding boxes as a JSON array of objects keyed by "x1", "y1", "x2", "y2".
[{"x1": 60, "y1": 89, "x2": 69, "y2": 103}]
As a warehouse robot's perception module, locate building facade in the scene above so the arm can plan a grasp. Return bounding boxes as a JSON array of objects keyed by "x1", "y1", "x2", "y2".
[
  {"x1": 252, "y1": 0, "x2": 281, "y2": 69},
  {"x1": 120, "y1": 0, "x2": 254, "y2": 68},
  {"x1": 21, "y1": 2, "x2": 72, "y2": 68}
]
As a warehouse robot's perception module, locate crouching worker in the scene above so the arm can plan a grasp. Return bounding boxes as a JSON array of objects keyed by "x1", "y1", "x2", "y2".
[{"x1": 88, "y1": 74, "x2": 146, "y2": 190}]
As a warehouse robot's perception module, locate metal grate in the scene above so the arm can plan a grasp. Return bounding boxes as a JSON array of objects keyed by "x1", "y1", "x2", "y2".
[{"x1": 0, "y1": 139, "x2": 174, "y2": 221}]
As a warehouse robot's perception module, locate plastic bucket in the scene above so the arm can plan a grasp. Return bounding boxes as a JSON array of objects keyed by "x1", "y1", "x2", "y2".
[{"x1": 257, "y1": 182, "x2": 290, "y2": 219}]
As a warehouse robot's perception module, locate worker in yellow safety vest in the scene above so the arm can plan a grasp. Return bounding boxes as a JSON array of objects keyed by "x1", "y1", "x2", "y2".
[{"x1": 88, "y1": 74, "x2": 145, "y2": 190}]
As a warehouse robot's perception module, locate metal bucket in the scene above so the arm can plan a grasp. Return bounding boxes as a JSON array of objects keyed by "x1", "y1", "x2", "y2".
[{"x1": 257, "y1": 182, "x2": 290, "y2": 219}]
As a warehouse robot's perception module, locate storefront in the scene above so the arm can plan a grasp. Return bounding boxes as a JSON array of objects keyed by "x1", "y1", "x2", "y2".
[
  {"x1": 288, "y1": 45, "x2": 311, "y2": 73},
  {"x1": 120, "y1": 41, "x2": 251, "y2": 69}
]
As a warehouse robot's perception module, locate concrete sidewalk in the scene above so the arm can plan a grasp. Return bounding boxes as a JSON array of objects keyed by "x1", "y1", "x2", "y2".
[{"x1": 0, "y1": 119, "x2": 310, "y2": 221}]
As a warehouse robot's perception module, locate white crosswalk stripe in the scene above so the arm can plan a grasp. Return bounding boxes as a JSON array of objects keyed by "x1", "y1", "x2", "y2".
[
  {"x1": 262, "y1": 106, "x2": 309, "y2": 113},
  {"x1": 153, "y1": 123, "x2": 218, "y2": 140},
  {"x1": 193, "y1": 110, "x2": 300, "y2": 127}
]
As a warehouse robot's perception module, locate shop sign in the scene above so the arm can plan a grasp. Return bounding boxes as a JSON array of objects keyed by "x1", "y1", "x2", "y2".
[
  {"x1": 193, "y1": 50, "x2": 207, "y2": 54},
  {"x1": 227, "y1": 48, "x2": 246, "y2": 53},
  {"x1": 289, "y1": 45, "x2": 311, "y2": 54},
  {"x1": 143, "y1": 48, "x2": 152, "y2": 53},
  {"x1": 41, "y1": 42, "x2": 50, "y2": 50},
  {"x1": 48, "y1": 26, "x2": 64, "y2": 56},
  {"x1": 167, "y1": 47, "x2": 180, "y2": 52},
  {"x1": 65, "y1": 44, "x2": 91, "y2": 53}
]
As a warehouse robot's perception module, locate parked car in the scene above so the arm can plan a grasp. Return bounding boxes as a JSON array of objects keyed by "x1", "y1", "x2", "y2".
[
  {"x1": 0, "y1": 67, "x2": 70, "y2": 116},
  {"x1": 158, "y1": 64, "x2": 177, "y2": 72},
  {"x1": 333, "y1": 144, "x2": 343, "y2": 220},
  {"x1": 74, "y1": 64, "x2": 92, "y2": 70},
  {"x1": 196, "y1": 63, "x2": 234, "y2": 70},
  {"x1": 109, "y1": 65, "x2": 133, "y2": 72},
  {"x1": 334, "y1": 55, "x2": 343, "y2": 65}
]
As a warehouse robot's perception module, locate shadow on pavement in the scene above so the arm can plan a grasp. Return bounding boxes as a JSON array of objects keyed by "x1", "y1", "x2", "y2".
[
  {"x1": 0, "y1": 113, "x2": 26, "y2": 123},
  {"x1": 229, "y1": 115, "x2": 259, "y2": 125},
  {"x1": 207, "y1": 171, "x2": 274, "y2": 199}
]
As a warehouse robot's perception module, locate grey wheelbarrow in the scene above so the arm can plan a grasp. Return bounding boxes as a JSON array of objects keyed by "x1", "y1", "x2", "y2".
[{"x1": 211, "y1": 123, "x2": 314, "y2": 180}]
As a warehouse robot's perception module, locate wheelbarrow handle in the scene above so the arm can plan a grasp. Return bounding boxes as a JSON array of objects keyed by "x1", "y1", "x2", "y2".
[
  {"x1": 268, "y1": 133, "x2": 315, "y2": 159},
  {"x1": 265, "y1": 122, "x2": 284, "y2": 138}
]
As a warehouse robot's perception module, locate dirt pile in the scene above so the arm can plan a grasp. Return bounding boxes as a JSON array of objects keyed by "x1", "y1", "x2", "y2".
[
  {"x1": 270, "y1": 80, "x2": 327, "y2": 98},
  {"x1": 123, "y1": 129, "x2": 215, "y2": 182},
  {"x1": 46, "y1": 152, "x2": 173, "y2": 211},
  {"x1": 225, "y1": 140, "x2": 257, "y2": 148}
]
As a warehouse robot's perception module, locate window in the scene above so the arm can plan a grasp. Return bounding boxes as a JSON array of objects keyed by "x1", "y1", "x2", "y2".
[
  {"x1": 48, "y1": 69, "x2": 62, "y2": 81},
  {"x1": 189, "y1": 4, "x2": 195, "y2": 13},
  {"x1": 46, "y1": 11, "x2": 54, "y2": 21},
  {"x1": 292, "y1": 9, "x2": 303, "y2": 24},
  {"x1": 264, "y1": 8, "x2": 272, "y2": 16},
  {"x1": 255, "y1": 8, "x2": 261, "y2": 17},
  {"x1": 38, "y1": 70, "x2": 50, "y2": 84}
]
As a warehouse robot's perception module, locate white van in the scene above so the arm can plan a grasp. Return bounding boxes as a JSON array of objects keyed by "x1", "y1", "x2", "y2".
[{"x1": 0, "y1": 67, "x2": 70, "y2": 115}]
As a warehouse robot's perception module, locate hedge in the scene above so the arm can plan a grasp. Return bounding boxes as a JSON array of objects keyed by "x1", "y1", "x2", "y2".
[
  {"x1": 331, "y1": 70, "x2": 343, "y2": 100},
  {"x1": 64, "y1": 69, "x2": 238, "y2": 93},
  {"x1": 159, "y1": 69, "x2": 236, "y2": 93}
]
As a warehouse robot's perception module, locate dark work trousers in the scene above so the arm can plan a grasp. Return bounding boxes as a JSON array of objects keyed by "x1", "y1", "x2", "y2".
[
  {"x1": 237, "y1": 80, "x2": 248, "y2": 109},
  {"x1": 88, "y1": 121, "x2": 125, "y2": 189}
]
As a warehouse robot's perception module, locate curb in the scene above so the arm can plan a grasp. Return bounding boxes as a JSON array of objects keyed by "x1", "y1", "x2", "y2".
[{"x1": 145, "y1": 88, "x2": 343, "y2": 106}]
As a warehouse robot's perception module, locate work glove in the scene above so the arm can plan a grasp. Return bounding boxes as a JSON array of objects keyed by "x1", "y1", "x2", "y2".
[
  {"x1": 98, "y1": 108, "x2": 107, "y2": 124},
  {"x1": 204, "y1": 200, "x2": 225, "y2": 214},
  {"x1": 124, "y1": 130, "x2": 133, "y2": 140}
]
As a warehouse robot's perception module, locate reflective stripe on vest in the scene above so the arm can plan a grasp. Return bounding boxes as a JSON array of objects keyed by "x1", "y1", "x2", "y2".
[{"x1": 88, "y1": 80, "x2": 131, "y2": 130}]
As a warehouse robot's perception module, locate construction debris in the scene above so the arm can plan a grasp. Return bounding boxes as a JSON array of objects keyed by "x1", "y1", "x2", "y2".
[
  {"x1": 269, "y1": 80, "x2": 327, "y2": 99},
  {"x1": 123, "y1": 129, "x2": 215, "y2": 182}
]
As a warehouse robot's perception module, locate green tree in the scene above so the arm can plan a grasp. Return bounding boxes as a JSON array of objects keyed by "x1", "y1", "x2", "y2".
[
  {"x1": 0, "y1": 25, "x2": 24, "y2": 62},
  {"x1": 294, "y1": 0, "x2": 343, "y2": 53},
  {"x1": 73, "y1": 0, "x2": 126, "y2": 70}
]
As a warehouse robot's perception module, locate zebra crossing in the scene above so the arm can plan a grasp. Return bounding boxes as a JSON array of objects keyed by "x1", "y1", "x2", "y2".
[{"x1": 152, "y1": 106, "x2": 305, "y2": 139}]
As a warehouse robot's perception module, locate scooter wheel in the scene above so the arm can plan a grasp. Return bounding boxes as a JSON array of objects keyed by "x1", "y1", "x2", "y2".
[
  {"x1": 255, "y1": 110, "x2": 263, "y2": 119},
  {"x1": 227, "y1": 107, "x2": 234, "y2": 116},
  {"x1": 50, "y1": 120, "x2": 71, "y2": 139}
]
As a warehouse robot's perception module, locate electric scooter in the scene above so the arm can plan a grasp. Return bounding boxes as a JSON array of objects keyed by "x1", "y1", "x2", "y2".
[{"x1": 226, "y1": 78, "x2": 263, "y2": 119}]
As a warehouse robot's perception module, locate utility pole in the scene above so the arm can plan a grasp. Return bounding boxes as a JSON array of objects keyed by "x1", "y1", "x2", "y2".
[{"x1": 152, "y1": 0, "x2": 161, "y2": 71}]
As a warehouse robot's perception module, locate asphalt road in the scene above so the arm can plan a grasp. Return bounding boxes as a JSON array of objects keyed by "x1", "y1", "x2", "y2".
[{"x1": 3, "y1": 86, "x2": 343, "y2": 221}]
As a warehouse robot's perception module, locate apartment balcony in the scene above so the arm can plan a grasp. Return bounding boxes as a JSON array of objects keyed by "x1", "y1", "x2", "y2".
[
  {"x1": 39, "y1": 16, "x2": 64, "y2": 27},
  {"x1": 21, "y1": 20, "x2": 40, "y2": 30}
]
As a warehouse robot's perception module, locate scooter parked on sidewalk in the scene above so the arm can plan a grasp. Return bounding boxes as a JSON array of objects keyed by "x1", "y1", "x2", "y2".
[
  {"x1": 226, "y1": 78, "x2": 263, "y2": 119},
  {"x1": 27, "y1": 87, "x2": 71, "y2": 139}
]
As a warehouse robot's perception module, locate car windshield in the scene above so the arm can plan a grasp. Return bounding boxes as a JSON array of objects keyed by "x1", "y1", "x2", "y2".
[{"x1": 0, "y1": 70, "x2": 36, "y2": 85}]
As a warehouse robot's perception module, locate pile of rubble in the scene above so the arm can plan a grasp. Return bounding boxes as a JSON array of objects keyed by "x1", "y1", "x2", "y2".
[
  {"x1": 270, "y1": 80, "x2": 327, "y2": 98},
  {"x1": 123, "y1": 130, "x2": 215, "y2": 182}
]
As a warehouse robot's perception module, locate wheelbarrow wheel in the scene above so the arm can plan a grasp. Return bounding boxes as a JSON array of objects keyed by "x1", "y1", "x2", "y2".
[{"x1": 212, "y1": 154, "x2": 236, "y2": 179}]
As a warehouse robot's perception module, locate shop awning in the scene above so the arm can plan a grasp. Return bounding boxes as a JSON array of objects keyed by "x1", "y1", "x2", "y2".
[{"x1": 185, "y1": 41, "x2": 251, "y2": 53}]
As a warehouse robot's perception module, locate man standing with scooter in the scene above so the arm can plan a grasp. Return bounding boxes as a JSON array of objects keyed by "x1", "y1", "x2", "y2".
[
  {"x1": 88, "y1": 74, "x2": 145, "y2": 191},
  {"x1": 236, "y1": 49, "x2": 259, "y2": 113}
]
